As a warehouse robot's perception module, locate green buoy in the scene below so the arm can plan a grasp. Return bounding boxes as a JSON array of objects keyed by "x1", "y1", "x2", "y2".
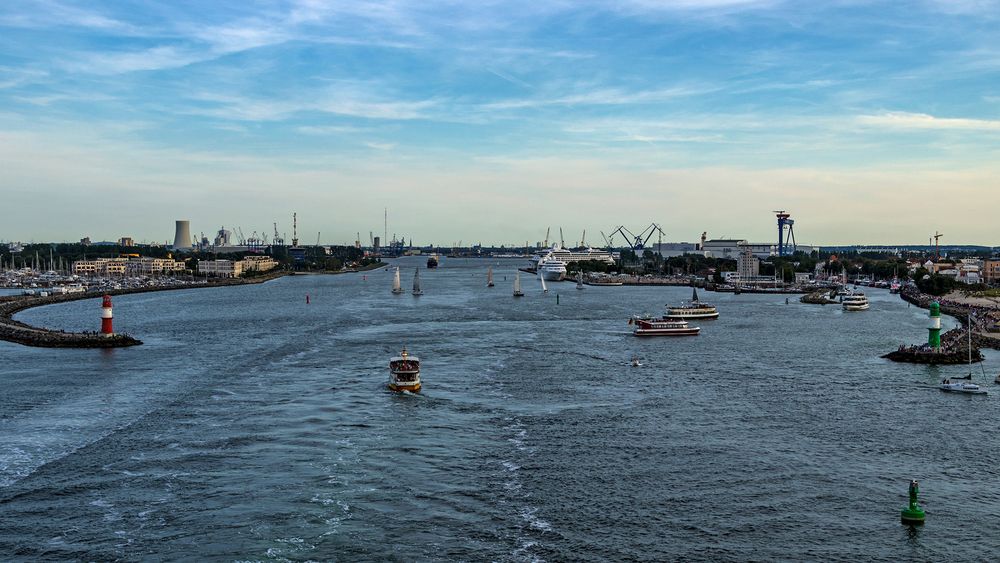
[{"x1": 901, "y1": 479, "x2": 925, "y2": 525}]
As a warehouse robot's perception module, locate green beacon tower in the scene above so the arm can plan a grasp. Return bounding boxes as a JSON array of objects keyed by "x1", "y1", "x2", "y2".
[{"x1": 928, "y1": 301, "x2": 942, "y2": 351}]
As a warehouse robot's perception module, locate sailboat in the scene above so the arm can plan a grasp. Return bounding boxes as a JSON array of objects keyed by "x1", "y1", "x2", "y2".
[
  {"x1": 540, "y1": 273, "x2": 548, "y2": 293},
  {"x1": 576, "y1": 271, "x2": 584, "y2": 290},
  {"x1": 391, "y1": 267, "x2": 404, "y2": 294},
  {"x1": 412, "y1": 268, "x2": 423, "y2": 296},
  {"x1": 513, "y1": 272, "x2": 524, "y2": 297},
  {"x1": 487, "y1": 267, "x2": 495, "y2": 288},
  {"x1": 940, "y1": 317, "x2": 986, "y2": 394}
]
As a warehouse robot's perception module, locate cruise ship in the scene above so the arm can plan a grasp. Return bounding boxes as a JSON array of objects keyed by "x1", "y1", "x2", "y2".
[{"x1": 528, "y1": 245, "x2": 616, "y2": 281}]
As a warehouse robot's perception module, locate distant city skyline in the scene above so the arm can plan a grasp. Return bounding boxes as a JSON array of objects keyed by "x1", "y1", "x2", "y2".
[{"x1": 1, "y1": 1, "x2": 999, "y2": 245}]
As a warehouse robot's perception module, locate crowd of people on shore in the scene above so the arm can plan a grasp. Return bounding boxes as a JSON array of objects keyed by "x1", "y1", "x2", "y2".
[{"x1": 898, "y1": 286, "x2": 1000, "y2": 354}]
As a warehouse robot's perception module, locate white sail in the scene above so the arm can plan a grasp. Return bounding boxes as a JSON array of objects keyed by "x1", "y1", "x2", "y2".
[
  {"x1": 392, "y1": 267, "x2": 402, "y2": 293},
  {"x1": 514, "y1": 272, "x2": 523, "y2": 296},
  {"x1": 576, "y1": 271, "x2": 584, "y2": 289},
  {"x1": 487, "y1": 267, "x2": 494, "y2": 287},
  {"x1": 540, "y1": 273, "x2": 548, "y2": 293},
  {"x1": 412, "y1": 268, "x2": 422, "y2": 295}
]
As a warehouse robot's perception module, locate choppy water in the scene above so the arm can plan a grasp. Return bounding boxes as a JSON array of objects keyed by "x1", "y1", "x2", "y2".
[{"x1": 2, "y1": 258, "x2": 999, "y2": 561}]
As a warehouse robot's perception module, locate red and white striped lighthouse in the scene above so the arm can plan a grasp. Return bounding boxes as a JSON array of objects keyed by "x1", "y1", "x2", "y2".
[{"x1": 101, "y1": 294, "x2": 114, "y2": 335}]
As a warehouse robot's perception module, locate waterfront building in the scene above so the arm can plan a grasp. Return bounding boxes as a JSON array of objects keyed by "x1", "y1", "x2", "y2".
[
  {"x1": 983, "y1": 260, "x2": 1000, "y2": 284},
  {"x1": 702, "y1": 239, "x2": 774, "y2": 260},
  {"x1": 72, "y1": 257, "x2": 186, "y2": 276},
  {"x1": 119, "y1": 237, "x2": 134, "y2": 247},
  {"x1": 736, "y1": 244, "x2": 760, "y2": 282},
  {"x1": 197, "y1": 256, "x2": 277, "y2": 278},
  {"x1": 198, "y1": 259, "x2": 243, "y2": 278},
  {"x1": 652, "y1": 242, "x2": 698, "y2": 258}
]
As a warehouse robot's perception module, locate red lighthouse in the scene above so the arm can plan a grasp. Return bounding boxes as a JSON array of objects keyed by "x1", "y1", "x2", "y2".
[{"x1": 101, "y1": 295, "x2": 114, "y2": 335}]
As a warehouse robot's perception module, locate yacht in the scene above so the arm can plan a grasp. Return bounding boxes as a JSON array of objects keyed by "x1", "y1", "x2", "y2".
[
  {"x1": 388, "y1": 347, "x2": 421, "y2": 392},
  {"x1": 842, "y1": 292, "x2": 869, "y2": 311},
  {"x1": 664, "y1": 288, "x2": 719, "y2": 320},
  {"x1": 939, "y1": 379, "x2": 987, "y2": 395},
  {"x1": 629, "y1": 315, "x2": 700, "y2": 337}
]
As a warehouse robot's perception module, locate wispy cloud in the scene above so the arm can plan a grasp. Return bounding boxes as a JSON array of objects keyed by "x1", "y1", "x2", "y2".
[{"x1": 858, "y1": 111, "x2": 1000, "y2": 131}]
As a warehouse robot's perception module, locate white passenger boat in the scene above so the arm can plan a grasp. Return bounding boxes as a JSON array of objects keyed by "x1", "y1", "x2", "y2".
[
  {"x1": 842, "y1": 292, "x2": 869, "y2": 311},
  {"x1": 664, "y1": 288, "x2": 719, "y2": 320},
  {"x1": 537, "y1": 258, "x2": 567, "y2": 281},
  {"x1": 629, "y1": 315, "x2": 700, "y2": 337},
  {"x1": 388, "y1": 347, "x2": 421, "y2": 392}
]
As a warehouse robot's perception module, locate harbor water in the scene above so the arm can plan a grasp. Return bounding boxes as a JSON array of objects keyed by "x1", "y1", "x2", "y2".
[{"x1": 2, "y1": 258, "x2": 999, "y2": 561}]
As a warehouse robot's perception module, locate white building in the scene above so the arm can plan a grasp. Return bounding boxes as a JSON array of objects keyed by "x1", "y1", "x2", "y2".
[
  {"x1": 702, "y1": 239, "x2": 774, "y2": 260},
  {"x1": 197, "y1": 256, "x2": 278, "y2": 278},
  {"x1": 652, "y1": 242, "x2": 699, "y2": 258}
]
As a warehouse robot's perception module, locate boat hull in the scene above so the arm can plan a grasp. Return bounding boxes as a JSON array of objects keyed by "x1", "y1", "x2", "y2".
[
  {"x1": 633, "y1": 327, "x2": 700, "y2": 337},
  {"x1": 388, "y1": 382, "x2": 421, "y2": 392},
  {"x1": 663, "y1": 312, "x2": 719, "y2": 320}
]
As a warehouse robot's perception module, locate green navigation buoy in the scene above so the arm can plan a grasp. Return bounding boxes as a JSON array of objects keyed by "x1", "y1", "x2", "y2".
[{"x1": 901, "y1": 479, "x2": 925, "y2": 525}]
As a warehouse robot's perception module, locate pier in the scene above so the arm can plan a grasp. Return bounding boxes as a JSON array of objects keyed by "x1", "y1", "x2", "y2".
[{"x1": 0, "y1": 271, "x2": 288, "y2": 349}]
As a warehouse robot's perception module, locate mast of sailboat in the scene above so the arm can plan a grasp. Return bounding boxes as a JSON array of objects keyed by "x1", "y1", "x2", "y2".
[
  {"x1": 968, "y1": 312, "x2": 973, "y2": 375},
  {"x1": 514, "y1": 272, "x2": 521, "y2": 294},
  {"x1": 413, "y1": 267, "x2": 421, "y2": 293}
]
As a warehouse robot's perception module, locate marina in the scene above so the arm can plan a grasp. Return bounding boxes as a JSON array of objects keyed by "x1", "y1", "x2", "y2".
[{"x1": 3, "y1": 258, "x2": 998, "y2": 560}]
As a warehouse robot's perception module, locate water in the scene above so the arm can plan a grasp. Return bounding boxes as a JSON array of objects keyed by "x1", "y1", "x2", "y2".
[{"x1": 1, "y1": 258, "x2": 999, "y2": 561}]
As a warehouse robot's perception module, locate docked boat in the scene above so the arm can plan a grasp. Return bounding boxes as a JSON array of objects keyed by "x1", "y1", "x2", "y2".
[
  {"x1": 629, "y1": 315, "x2": 700, "y2": 337},
  {"x1": 537, "y1": 257, "x2": 567, "y2": 281},
  {"x1": 513, "y1": 272, "x2": 524, "y2": 297},
  {"x1": 487, "y1": 267, "x2": 495, "y2": 288},
  {"x1": 842, "y1": 292, "x2": 869, "y2": 311},
  {"x1": 889, "y1": 278, "x2": 901, "y2": 294},
  {"x1": 527, "y1": 244, "x2": 615, "y2": 271},
  {"x1": 664, "y1": 288, "x2": 719, "y2": 320},
  {"x1": 412, "y1": 268, "x2": 423, "y2": 296},
  {"x1": 427, "y1": 254, "x2": 439, "y2": 269},
  {"x1": 391, "y1": 266, "x2": 404, "y2": 294},
  {"x1": 388, "y1": 347, "x2": 421, "y2": 392}
]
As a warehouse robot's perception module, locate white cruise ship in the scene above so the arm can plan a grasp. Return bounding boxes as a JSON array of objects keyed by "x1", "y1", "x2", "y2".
[
  {"x1": 538, "y1": 258, "x2": 567, "y2": 281},
  {"x1": 528, "y1": 245, "x2": 615, "y2": 281}
]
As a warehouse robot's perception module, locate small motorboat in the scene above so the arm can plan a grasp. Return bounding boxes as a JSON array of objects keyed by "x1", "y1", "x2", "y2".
[
  {"x1": 939, "y1": 379, "x2": 987, "y2": 395},
  {"x1": 630, "y1": 356, "x2": 642, "y2": 367}
]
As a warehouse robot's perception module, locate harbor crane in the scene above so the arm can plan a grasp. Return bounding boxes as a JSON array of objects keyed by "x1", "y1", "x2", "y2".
[
  {"x1": 607, "y1": 223, "x2": 665, "y2": 251},
  {"x1": 580, "y1": 230, "x2": 586, "y2": 249},
  {"x1": 775, "y1": 210, "x2": 797, "y2": 256},
  {"x1": 600, "y1": 231, "x2": 614, "y2": 249},
  {"x1": 544, "y1": 227, "x2": 550, "y2": 248},
  {"x1": 934, "y1": 231, "x2": 943, "y2": 260},
  {"x1": 559, "y1": 227, "x2": 565, "y2": 249}
]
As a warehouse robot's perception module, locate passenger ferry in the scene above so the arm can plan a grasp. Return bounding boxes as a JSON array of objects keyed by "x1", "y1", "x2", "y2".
[
  {"x1": 629, "y1": 315, "x2": 701, "y2": 337},
  {"x1": 842, "y1": 292, "x2": 870, "y2": 311},
  {"x1": 388, "y1": 347, "x2": 421, "y2": 392},
  {"x1": 664, "y1": 288, "x2": 719, "y2": 320}
]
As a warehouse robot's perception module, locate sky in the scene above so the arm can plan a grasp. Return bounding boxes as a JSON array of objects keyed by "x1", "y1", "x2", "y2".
[{"x1": 1, "y1": 0, "x2": 999, "y2": 247}]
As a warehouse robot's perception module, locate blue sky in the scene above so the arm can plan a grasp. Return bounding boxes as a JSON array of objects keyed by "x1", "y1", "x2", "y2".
[{"x1": 1, "y1": 0, "x2": 999, "y2": 246}]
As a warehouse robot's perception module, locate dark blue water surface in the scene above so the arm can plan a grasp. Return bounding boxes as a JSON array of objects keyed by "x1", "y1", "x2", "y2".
[{"x1": 2, "y1": 257, "x2": 999, "y2": 561}]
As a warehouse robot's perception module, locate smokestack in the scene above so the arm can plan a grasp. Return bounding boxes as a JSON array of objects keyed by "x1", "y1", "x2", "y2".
[{"x1": 173, "y1": 220, "x2": 192, "y2": 250}]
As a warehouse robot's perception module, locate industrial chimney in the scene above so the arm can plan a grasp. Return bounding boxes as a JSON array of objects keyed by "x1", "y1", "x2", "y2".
[{"x1": 173, "y1": 220, "x2": 192, "y2": 250}]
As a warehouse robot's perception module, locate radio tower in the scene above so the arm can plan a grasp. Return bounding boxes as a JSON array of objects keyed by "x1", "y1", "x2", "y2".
[{"x1": 292, "y1": 212, "x2": 299, "y2": 247}]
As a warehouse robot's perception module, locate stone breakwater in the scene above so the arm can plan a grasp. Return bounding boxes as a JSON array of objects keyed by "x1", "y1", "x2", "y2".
[{"x1": 0, "y1": 271, "x2": 288, "y2": 348}]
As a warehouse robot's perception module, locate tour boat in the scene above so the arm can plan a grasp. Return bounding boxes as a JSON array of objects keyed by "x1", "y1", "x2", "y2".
[
  {"x1": 842, "y1": 292, "x2": 869, "y2": 311},
  {"x1": 629, "y1": 316, "x2": 700, "y2": 337},
  {"x1": 391, "y1": 267, "x2": 404, "y2": 294},
  {"x1": 412, "y1": 268, "x2": 423, "y2": 296},
  {"x1": 513, "y1": 272, "x2": 524, "y2": 297},
  {"x1": 487, "y1": 267, "x2": 495, "y2": 288},
  {"x1": 426, "y1": 254, "x2": 439, "y2": 269},
  {"x1": 664, "y1": 288, "x2": 719, "y2": 320},
  {"x1": 388, "y1": 347, "x2": 421, "y2": 392}
]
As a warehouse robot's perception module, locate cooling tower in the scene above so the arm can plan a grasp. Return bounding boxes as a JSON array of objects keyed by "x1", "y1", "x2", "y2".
[{"x1": 173, "y1": 220, "x2": 192, "y2": 250}]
